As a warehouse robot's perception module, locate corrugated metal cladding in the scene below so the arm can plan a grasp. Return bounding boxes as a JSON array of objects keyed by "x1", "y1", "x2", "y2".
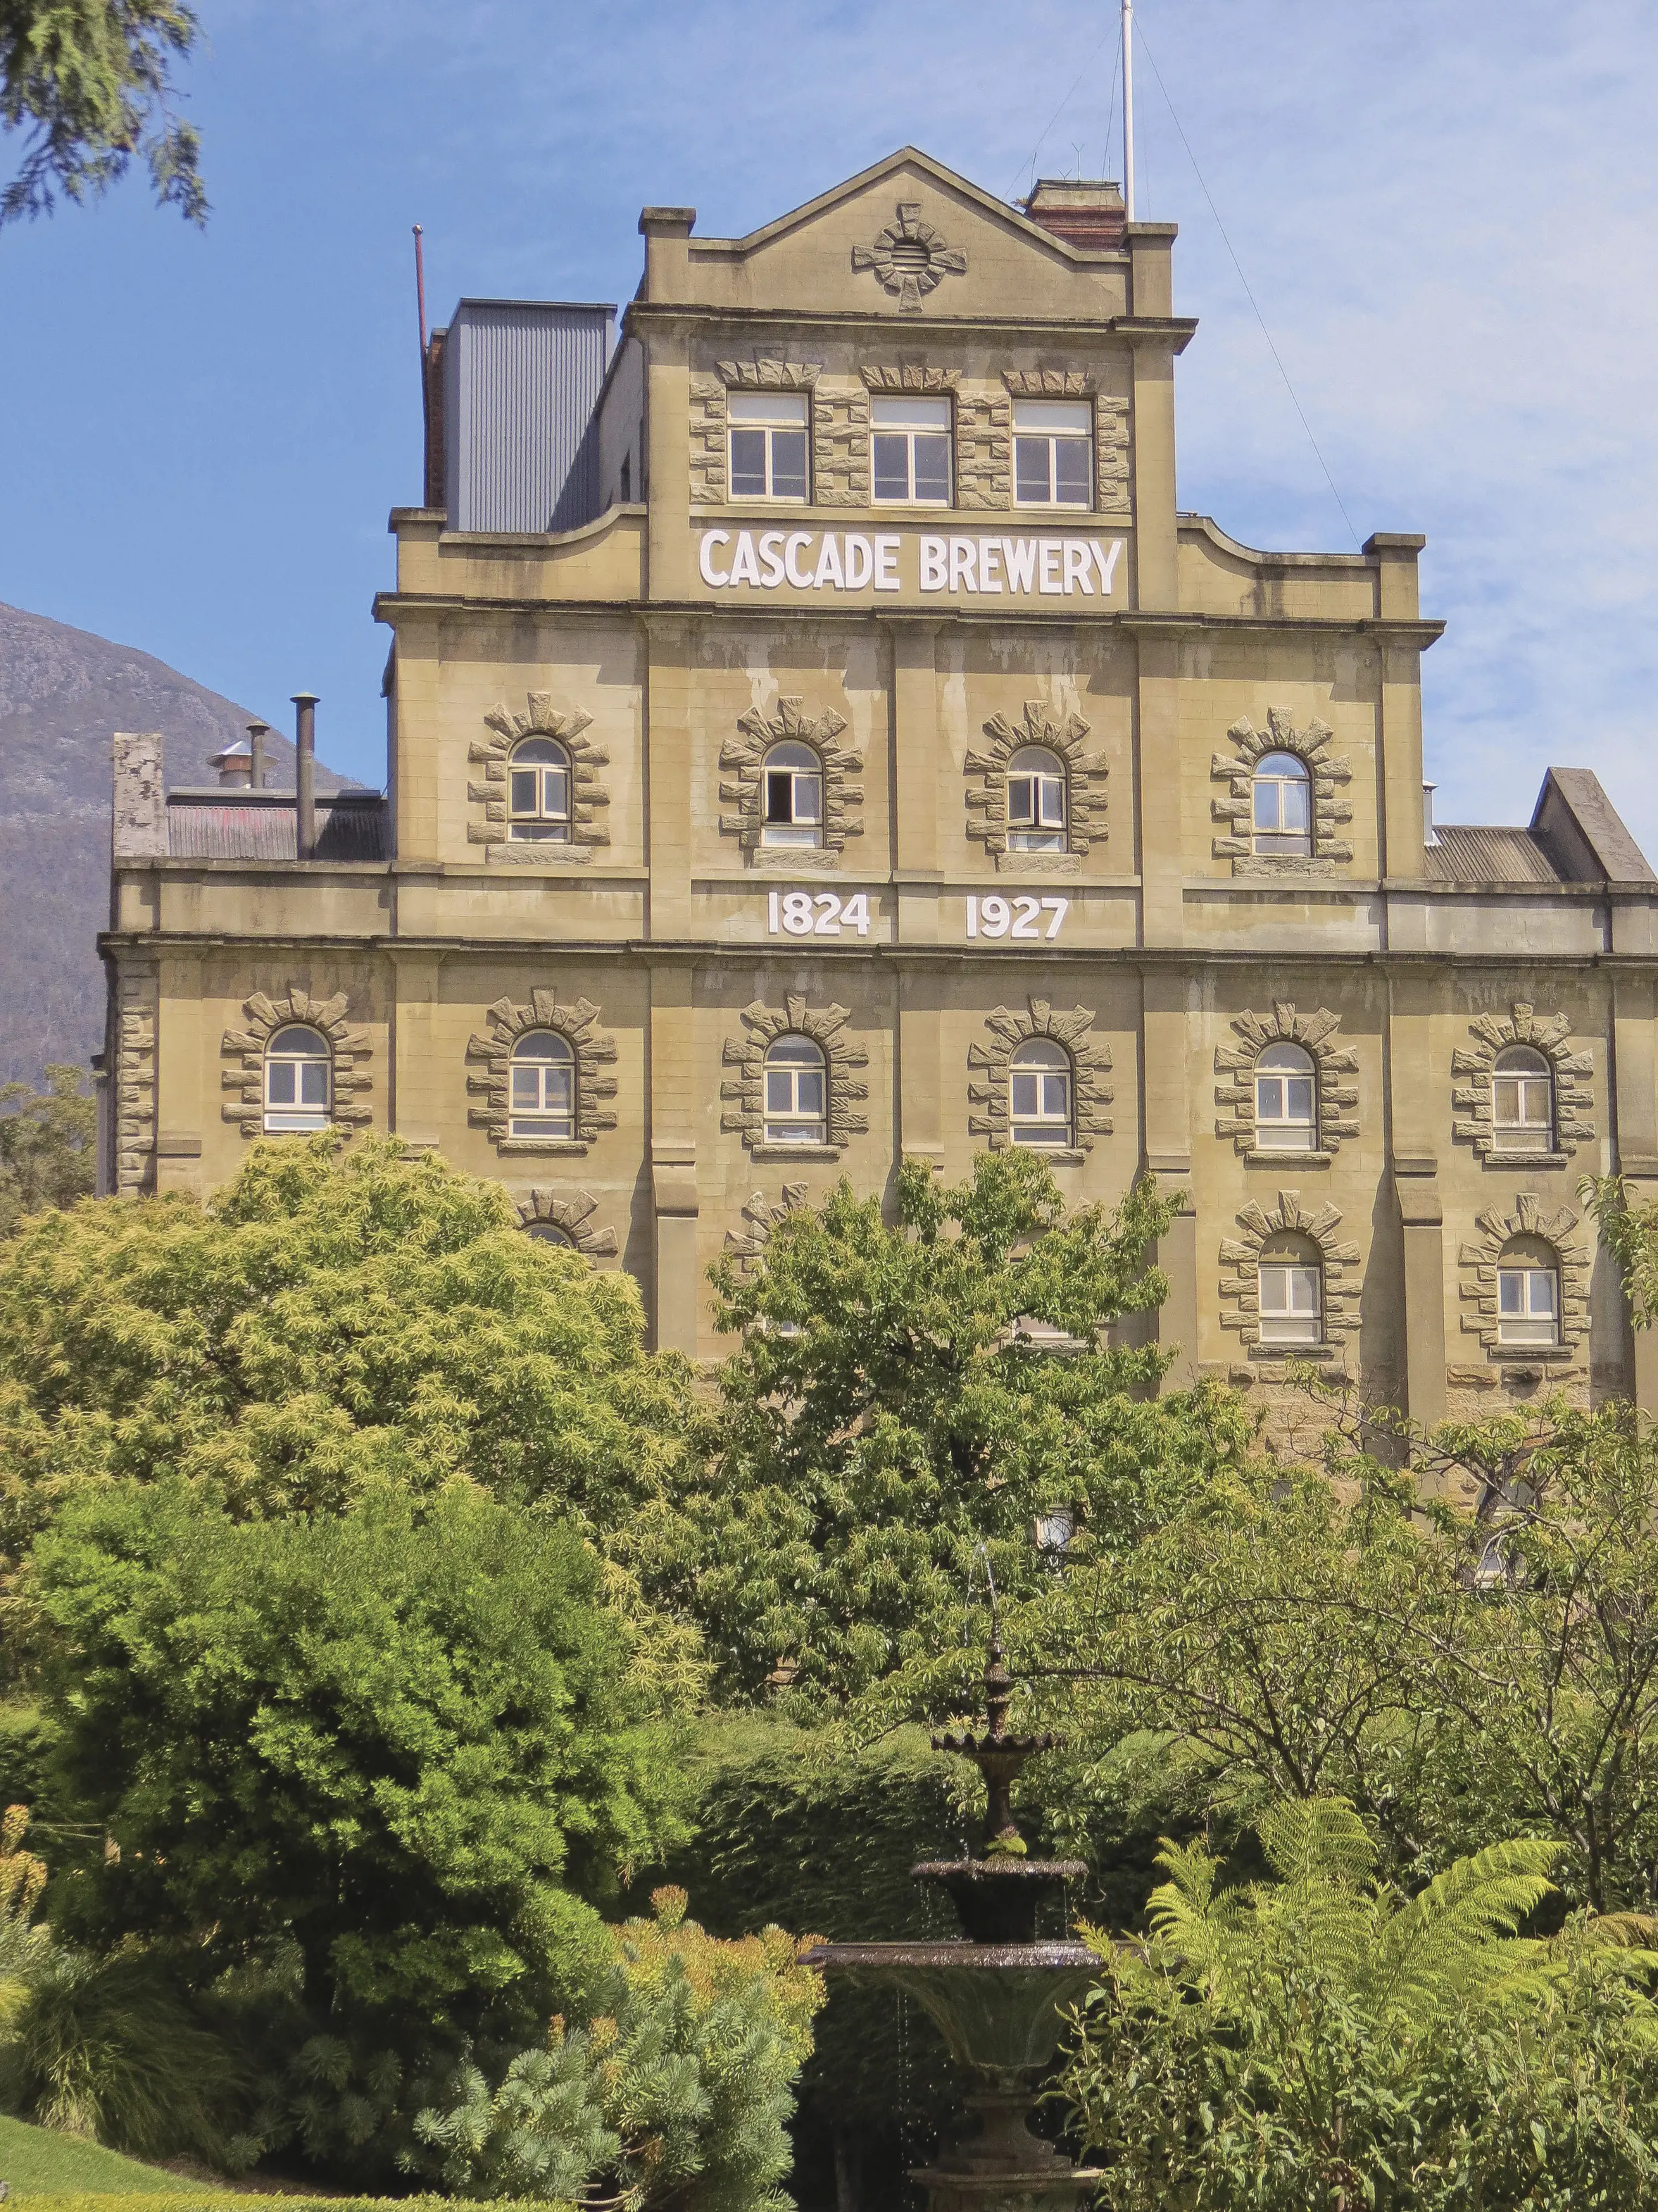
[
  {"x1": 166, "y1": 796, "x2": 390, "y2": 863},
  {"x1": 444, "y1": 300, "x2": 615, "y2": 532},
  {"x1": 1425, "y1": 826, "x2": 1565, "y2": 885}
]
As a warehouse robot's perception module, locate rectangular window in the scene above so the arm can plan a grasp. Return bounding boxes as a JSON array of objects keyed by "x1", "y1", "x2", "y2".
[
  {"x1": 1013, "y1": 399, "x2": 1093, "y2": 508},
  {"x1": 1258, "y1": 1263, "x2": 1322, "y2": 1344},
  {"x1": 871, "y1": 395, "x2": 952, "y2": 505},
  {"x1": 1497, "y1": 1267, "x2": 1559, "y2": 1345},
  {"x1": 727, "y1": 392, "x2": 810, "y2": 501}
]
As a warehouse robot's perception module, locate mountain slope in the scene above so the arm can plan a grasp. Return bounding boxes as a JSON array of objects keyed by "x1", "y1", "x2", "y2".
[{"x1": 0, "y1": 601, "x2": 356, "y2": 1084}]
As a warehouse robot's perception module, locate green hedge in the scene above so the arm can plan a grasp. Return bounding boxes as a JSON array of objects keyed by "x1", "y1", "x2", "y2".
[{"x1": 15, "y1": 2199, "x2": 571, "y2": 2212}]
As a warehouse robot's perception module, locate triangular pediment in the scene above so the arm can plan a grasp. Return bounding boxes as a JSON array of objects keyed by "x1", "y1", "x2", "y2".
[{"x1": 686, "y1": 148, "x2": 1128, "y2": 323}]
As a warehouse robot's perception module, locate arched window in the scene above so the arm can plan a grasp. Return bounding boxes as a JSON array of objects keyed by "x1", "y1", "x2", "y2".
[
  {"x1": 1009, "y1": 1038, "x2": 1073, "y2": 1148},
  {"x1": 761, "y1": 742, "x2": 824, "y2": 847},
  {"x1": 1491, "y1": 1045, "x2": 1554, "y2": 1154},
  {"x1": 1497, "y1": 1235, "x2": 1560, "y2": 1346},
  {"x1": 524, "y1": 1222, "x2": 573, "y2": 1249},
  {"x1": 1255, "y1": 1041, "x2": 1317, "y2": 1151},
  {"x1": 263, "y1": 1023, "x2": 332, "y2": 1132},
  {"x1": 1257, "y1": 1233, "x2": 1323, "y2": 1345},
  {"x1": 508, "y1": 737, "x2": 572, "y2": 843},
  {"x1": 1252, "y1": 750, "x2": 1312, "y2": 857},
  {"x1": 1006, "y1": 746, "x2": 1067, "y2": 852},
  {"x1": 763, "y1": 1035, "x2": 827, "y2": 1144},
  {"x1": 509, "y1": 1031, "x2": 575, "y2": 1140}
]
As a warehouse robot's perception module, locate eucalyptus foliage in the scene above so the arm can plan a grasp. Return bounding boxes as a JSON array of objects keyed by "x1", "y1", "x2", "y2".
[{"x1": 0, "y1": 0, "x2": 205, "y2": 224}]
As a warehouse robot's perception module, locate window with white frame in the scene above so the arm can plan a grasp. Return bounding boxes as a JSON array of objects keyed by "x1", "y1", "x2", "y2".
[
  {"x1": 1491, "y1": 1046, "x2": 1555, "y2": 1154},
  {"x1": 1257, "y1": 1238, "x2": 1323, "y2": 1344},
  {"x1": 509, "y1": 1030, "x2": 575, "y2": 1141},
  {"x1": 763, "y1": 1035, "x2": 827, "y2": 1145},
  {"x1": 1006, "y1": 746, "x2": 1067, "y2": 851},
  {"x1": 1252, "y1": 750, "x2": 1312, "y2": 857},
  {"x1": 263, "y1": 1023, "x2": 332, "y2": 1132},
  {"x1": 508, "y1": 737, "x2": 572, "y2": 843},
  {"x1": 761, "y1": 741, "x2": 824, "y2": 846},
  {"x1": 1497, "y1": 1237, "x2": 1560, "y2": 1346},
  {"x1": 727, "y1": 392, "x2": 810, "y2": 501},
  {"x1": 1254, "y1": 1041, "x2": 1318, "y2": 1151},
  {"x1": 871, "y1": 395, "x2": 952, "y2": 505},
  {"x1": 1012, "y1": 399, "x2": 1093, "y2": 508},
  {"x1": 1009, "y1": 1038, "x2": 1073, "y2": 1148}
]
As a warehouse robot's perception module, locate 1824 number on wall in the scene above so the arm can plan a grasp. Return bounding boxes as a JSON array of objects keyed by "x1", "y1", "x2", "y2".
[
  {"x1": 767, "y1": 890, "x2": 872, "y2": 937},
  {"x1": 967, "y1": 895, "x2": 1069, "y2": 940}
]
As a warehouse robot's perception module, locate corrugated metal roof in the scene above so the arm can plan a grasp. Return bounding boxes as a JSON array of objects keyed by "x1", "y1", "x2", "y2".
[
  {"x1": 1425, "y1": 826, "x2": 1566, "y2": 884},
  {"x1": 165, "y1": 794, "x2": 389, "y2": 862}
]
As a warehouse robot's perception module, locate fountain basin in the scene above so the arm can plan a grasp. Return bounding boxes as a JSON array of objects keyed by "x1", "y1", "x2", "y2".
[{"x1": 803, "y1": 1939, "x2": 1098, "y2": 2077}]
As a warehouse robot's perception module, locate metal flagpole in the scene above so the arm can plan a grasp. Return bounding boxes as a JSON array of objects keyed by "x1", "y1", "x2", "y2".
[{"x1": 1122, "y1": 0, "x2": 1136, "y2": 220}]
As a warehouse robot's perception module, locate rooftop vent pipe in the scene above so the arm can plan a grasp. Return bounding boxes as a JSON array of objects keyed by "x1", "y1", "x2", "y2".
[
  {"x1": 246, "y1": 721, "x2": 268, "y2": 792},
  {"x1": 292, "y1": 694, "x2": 318, "y2": 860},
  {"x1": 1423, "y1": 782, "x2": 1439, "y2": 848},
  {"x1": 209, "y1": 742, "x2": 253, "y2": 789}
]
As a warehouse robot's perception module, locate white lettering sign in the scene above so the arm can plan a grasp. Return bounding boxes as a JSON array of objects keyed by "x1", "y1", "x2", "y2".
[
  {"x1": 767, "y1": 889, "x2": 873, "y2": 937},
  {"x1": 967, "y1": 894, "x2": 1069, "y2": 940},
  {"x1": 698, "y1": 530, "x2": 1125, "y2": 599}
]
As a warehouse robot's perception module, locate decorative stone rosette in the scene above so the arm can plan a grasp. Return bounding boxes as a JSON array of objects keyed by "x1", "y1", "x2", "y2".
[
  {"x1": 468, "y1": 694, "x2": 609, "y2": 863},
  {"x1": 1003, "y1": 369, "x2": 1131, "y2": 513},
  {"x1": 465, "y1": 992, "x2": 617, "y2": 1151},
  {"x1": 965, "y1": 701, "x2": 1107, "y2": 863},
  {"x1": 1211, "y1": 708, "x2": 1353, "y2": 873},
  {"x1": 1451, "y1": 1004, "x2": 1595, "y2": 1160},
  {"x1": 721, "y1": 999, "x2": 869, "y2": 1154},
  {"x1": 221, "y1": 987, "x2": 373, "y2": 1138},
  {"x1": 515, "y1": 1187, "x2": 618, "y2": 1257},
  {"x1": 1458, "y1": 1195, "x2": 1591, "y2": 1356},
  {"x1": 850, "y1": 202, "x2": 967, "y2": 313},
  {"x1": 967, "y1": 998, "x2": 1113, "y2": 1154},
  {"x1": 1214, "y1": 1004, "x2": 1359, "y2": 1157},
  {"x1": 724, "y1": 1183, "x2": 810, "y2": 1268},
  {"x1": 1219, "y1": 1192, "x2": 1361, "y2": 1347},
  {"x1": 718, "y1": 698, "x2": 863, "y2": 861}
]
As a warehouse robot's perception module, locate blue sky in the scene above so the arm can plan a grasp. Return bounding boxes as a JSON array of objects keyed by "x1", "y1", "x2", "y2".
[{"x1": 3, "y1": 0, "x2": 1656, "y2": 847}]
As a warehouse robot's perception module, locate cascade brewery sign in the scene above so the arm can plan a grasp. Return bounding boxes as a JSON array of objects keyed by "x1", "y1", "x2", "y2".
[{"x1": 696, "y1": 527, "x2": 1126, "y2": 599}]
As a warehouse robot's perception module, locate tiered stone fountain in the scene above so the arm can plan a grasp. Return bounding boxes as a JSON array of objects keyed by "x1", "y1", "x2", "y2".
[{"x1": 805, "y1": 1643, "x2": 1101, "y2": 2211}]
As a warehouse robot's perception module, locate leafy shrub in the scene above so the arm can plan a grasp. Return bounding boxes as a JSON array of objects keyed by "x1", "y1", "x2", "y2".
[{"x1": 413, "y1": 1887, "x2": 823, "y2": 2211}]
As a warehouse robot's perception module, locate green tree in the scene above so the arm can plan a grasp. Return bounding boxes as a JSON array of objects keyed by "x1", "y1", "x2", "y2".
[
  {"x1": 1062, "y1": 1798, "x2": 1658, "y2": 2211},
  {"x1": 696, "y1": 1151, "x2": 1254, "y2": 1705},
  {"x1": 1012, "y1": 1394, "x2": 1658, "y2": 1913},
  {"x1": 29, "y1": 1478, "x2": 695, "y2": 2172},
  {"x1": 0, "y1": 1063, "x2": 96, "y2": 1237},
  {"x1": 0, "y1": 1137, "x2": 698, "y2": 1668},
  {"x1": 1, "y1": 1, "x2": 204, "y2": 224}
]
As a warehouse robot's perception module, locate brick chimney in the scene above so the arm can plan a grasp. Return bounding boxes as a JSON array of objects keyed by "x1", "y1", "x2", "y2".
[{"x1": 1021, "y1": 179, "x2": 1127, "y2": 250}]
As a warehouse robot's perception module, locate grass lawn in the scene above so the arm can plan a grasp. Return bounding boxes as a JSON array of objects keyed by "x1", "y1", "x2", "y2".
[{"x1": 0, "y1": 2116, "x2": 206, "y2": 2197}]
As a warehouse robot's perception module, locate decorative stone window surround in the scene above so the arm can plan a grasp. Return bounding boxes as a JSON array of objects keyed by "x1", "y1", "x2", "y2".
[
  {"x1": 965, "y1": 700, "x2": 1107, "y2": 866},
  {"x1": 1219, "y1": 1191, "x2": 1361, "y2": 1349},
  {"x1": 722, "y1": 999, "x2": 869, "y2": 1157},
  {"x1": 851, "y1": 201, "x2": 967, "y2": 313},
  {"x1": 1459, "y1": 1194, "x2": 1590, "y2": 1358},
  {"x1": 114, "y1": 963, "x2": 158, "y2": 1194},
  {"x1": 1002, "y1": 369, "x2": 1131, "y2": 514},
  {"x1": 1214, "y1": 1003, "x2": 1359, "y2": 1158},
  {"x1": 515, "y1": 1187, "x2": 619, "y2": 1258},
  {"x1": 724, "y1": 1182, "x2": 810, "y2": 1268},
  {"x1": 689, "y1": 358, "x2": 888, "y2": 510},
  {"x1": 1211, "y1": 708, "x2": 1353, "y2": 875},
  {"x1": 469, "y1": 694, "x2": 610, "y2": 865},
  {"x1": 719, "y1": 697, "x2": 863, "y2": 863},
  {"x1": 967, "y1": 996, "x2": 1113, "y2": 1158},
  {"x1": 1451, "y1": 1004, "x2": 1595, "y2": 1162},
  {"x1": 466, "y1": 992, "x2": 618, "y2": 1154},
  {"x1": 221, "y1": 988, "x2": 372, "y2": 1138}
]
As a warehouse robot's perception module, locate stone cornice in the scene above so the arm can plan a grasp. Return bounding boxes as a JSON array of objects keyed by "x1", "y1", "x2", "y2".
[{"x1": 620, "y1": 303, "x2": 1190, "y2": 348}]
